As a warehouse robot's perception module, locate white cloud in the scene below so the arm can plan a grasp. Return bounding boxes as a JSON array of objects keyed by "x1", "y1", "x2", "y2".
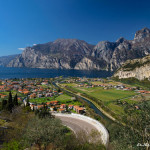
[
  {"x1": 33, "y1": 44, "x2": 37, "y2": 46},
  {"x1": 18, "y1": 48, "x2": 25, "y2": 51}
]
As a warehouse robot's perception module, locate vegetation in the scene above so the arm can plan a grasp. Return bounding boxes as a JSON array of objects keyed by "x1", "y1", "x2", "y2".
[
  {"x1": 23, "y1": 117, "x2": 67, "y2": 149},
  {"x1": 122, "y1": 61, "x2": 141, "y2": 70},
  {"x1": 1, "y1": 106, "x2": 105, "y2": 150},
  {"x1": 60, "y1": 80, "x2": 150, "y2": 150},
  {"x1": 113, "y1": 76, "x2": 150, "y2": 89},
  {"x1": 64, "y1": 85, "x2": 137, "y2": 119},
  {"x1": 107, "y1": 100, "x2": 150, "y2": 150},
  {"x1": 1, "y1": 91, "x2": 19, "y2": 112},
  {"x1": 30, "y1": 94, "x2": 82, "y2": 106},
  {"x1": 35, "y1": 103, "x2": 54, "y2": 119},
  {"x1": 122, "y1": 57, "x2": 150, "y2": 71}
]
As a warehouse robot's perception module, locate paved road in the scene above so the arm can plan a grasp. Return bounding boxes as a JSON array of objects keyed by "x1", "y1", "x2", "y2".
[
  {"x1": 55, "y1": 113, "x2": 109, "y2": 146},
  {"x1": 56, "y1": 116, "x2": 97, "y2": 135}
]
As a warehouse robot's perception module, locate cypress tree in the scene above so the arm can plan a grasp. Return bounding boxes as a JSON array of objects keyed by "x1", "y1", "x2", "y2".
[
  {"x1": 2, "y1": 100, "x2": 7, "y2": 110},
  {"x1": 26, "y1": 96, "x2": 30, "y2": 106},
  {"x1": 7, "y1": 91, "x2": 13, "y2": 112},
  {"x1": 13, "y1": 94, "x2": 18, "y2": 106}
]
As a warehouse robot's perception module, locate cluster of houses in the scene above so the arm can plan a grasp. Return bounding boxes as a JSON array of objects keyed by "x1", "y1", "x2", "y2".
[
  {"x1": 0, "y1": 79, "x2": 59, "y2": 100},
  {"x1": 0, "y1": 78, "x2": 85, "y2": 114},
  {"x1": 24, "y1": 99, "x2": 85, "y2": 114}
]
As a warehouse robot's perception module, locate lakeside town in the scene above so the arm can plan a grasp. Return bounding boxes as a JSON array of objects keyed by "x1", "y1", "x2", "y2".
[
  {"x1": 0, "y1": 78, "x2": 86, "y2": 114},
  {"x1": 0, "y1": 77, "x2": 150, "y2": 115}
]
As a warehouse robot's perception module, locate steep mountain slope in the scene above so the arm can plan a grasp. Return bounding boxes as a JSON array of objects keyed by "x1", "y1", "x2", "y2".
[
  {"x1": 113, "y1": 55, "x2": 150, "y2": 80},
  {"x1": 0, "y1": 54, "x2": 19, "y2": 66},
  {"x1": 7, "y1": 28, "x2": 150, "y2": 71},
  {"x1": 92, "y1": 28, "x2": 150, "y2": 71},
  {"x1": 8, "y1": 39, "x2": 100, "y2": 69}
]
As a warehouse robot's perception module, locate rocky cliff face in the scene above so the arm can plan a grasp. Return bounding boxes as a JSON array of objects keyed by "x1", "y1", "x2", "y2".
[
  {"x1": 114, "y1": 55, "x2": 150, "y2": 80},
  {"x1": 7, "y1": 28, "x2": 150, "y2": 71},
  {"x1": 8, "y1": 39, "x2": 95, "y2": 69}
]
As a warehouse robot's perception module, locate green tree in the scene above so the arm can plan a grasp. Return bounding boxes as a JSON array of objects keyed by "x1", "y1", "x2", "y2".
[
  {"x1": 58, "y1": 88, "x2": 61, "y2": 93},
  {"x1": 23, "y1": 117, "x2": 66, "y2": 149},
  {"x1": 66, "y1": 105, "x2": 69, "y2": 112},
  {"x1": 7, "y1": 91, "x2": 13, "y2": 112},
  {"x1": 1, "y1": 100, "x2": 7, "y2": 110},
  {"x1": 38, "y1": 103, "x2": 53, "y2": 119},
  {"x1": 2, "y1": 140, "x2": 23, "y2": 150},
  {"x1": 13, "y1": 94, "x2": 18, "y2": 106},
  {"x1": 26, "y1": 96, "x2": 30, "y2": 107}
]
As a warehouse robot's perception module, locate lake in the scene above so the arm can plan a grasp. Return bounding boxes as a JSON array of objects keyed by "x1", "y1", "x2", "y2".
[{"x1": 0, "y1": 66, "x2": 113, "y2": 79}]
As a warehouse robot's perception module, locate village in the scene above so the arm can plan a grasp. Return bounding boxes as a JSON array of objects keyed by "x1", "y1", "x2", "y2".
[
  {"x1": 0, "y1": 77, "x2": 150, "y2": 115},
  {"x1": 0, "y1": 78, "x2": 85, "y2": 114}
]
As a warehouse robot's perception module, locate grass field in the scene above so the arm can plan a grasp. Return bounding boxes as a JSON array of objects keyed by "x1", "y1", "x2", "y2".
[
  {"x1": 55, "y1": 94, "x2": 82, "y2": 106},
  {"x1": 30, "y1": 94, "x2": 82, "y2": 106},
  {"x1": 72, "y1": 86, "x2": 136, "y2": 102},
  {"x1": 61, "y1": 83, "x2": 78, "y2": 87},
  {"x1": 61, "y1": 82, "x2": 139, "y2": 116}
]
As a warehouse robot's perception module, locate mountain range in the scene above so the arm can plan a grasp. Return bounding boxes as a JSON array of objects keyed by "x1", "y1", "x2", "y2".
[
  {"x1": 6, "y1": 27, "x2": 150, "y2": 71},
  {"x1": 0, "y1": 54, "x2": 19, "y2": 66}
]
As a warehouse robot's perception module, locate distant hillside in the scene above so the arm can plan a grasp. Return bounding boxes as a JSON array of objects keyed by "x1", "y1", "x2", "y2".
[
  {"x1": 0, "y1": 54, "x2": 19, "y2": 66},
  {"x1": 114, "y1": 55, "x2": 150, "y2": 80},
  {"x1": 7, "y1": 27, "x2": 150, "y2": 71}
]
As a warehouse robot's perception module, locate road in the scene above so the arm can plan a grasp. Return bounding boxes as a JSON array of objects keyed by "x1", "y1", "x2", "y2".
[{"x1": 55, "y1": 113, "x2": 109, "y2": 146}]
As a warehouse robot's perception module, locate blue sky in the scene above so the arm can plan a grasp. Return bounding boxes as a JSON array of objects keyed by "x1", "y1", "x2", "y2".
[{"x1": 0, "y1": 0, "x2": 150, "y2": 56}]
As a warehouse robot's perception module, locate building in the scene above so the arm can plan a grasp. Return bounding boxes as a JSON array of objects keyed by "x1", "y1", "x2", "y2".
[
  {"x1": 68, "y1": 105, "x2": 74, "y2": 109},
  {"x1": 60, "y1": 104, "x2": 66, "y2": 109},
  {"x1": 58, "y1": 108, "x2": 65, "y2": 113}
]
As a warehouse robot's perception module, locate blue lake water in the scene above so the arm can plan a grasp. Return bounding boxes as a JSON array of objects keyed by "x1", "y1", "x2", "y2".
[{"x1": 0, "y1": 67, "x2": 113, "y2": 79}]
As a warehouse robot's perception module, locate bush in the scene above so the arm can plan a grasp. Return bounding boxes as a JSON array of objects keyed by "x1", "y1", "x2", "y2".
[
  {"x1": 2, "y1": 140, "x2": 23, "y2": 150},
  {"x1": 22, "y1": 117, "x2": 66, "y2": 149}
]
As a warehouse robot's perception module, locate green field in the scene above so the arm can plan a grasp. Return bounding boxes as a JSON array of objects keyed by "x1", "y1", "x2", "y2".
[
  {"x1": 30, "y1": 94, "x2": 82, "y2": 106},
  {"x1": 61, "y1": 83, "x2": 78, "y2": 87},
  {"x1": 29, "y1": 97, "x2": 54, "y2": 103},
  {"x1": 61, "y1": 82, "x2": 139, "y2": 116},
  {"x1": 70, "y1": 86, "x2": 136, "y2": 102}
]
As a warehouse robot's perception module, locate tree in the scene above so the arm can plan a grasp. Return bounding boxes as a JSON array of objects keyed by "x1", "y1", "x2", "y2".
[
  {"x1": 37, "y1": 103, "x2": 53, "y2": 119},
  {"x1": 7, "y1": 91, "x2": 13, "y2": 112},
  {"x1": 1, "y1": 100, "x2": 7, "y2": 110},
  {"x1": 26, "y1": 96, "x2": 30, "y2": 107},
  {"x1": 66, "y1": 105, "x2": 69, "y2": 112},
  {"x1": 13, "y1": 94, "x2": 18, "y2": 106},
  {"x1": 2, "y1": 140, "x2": 23, "y2": 150},
  {"x1": 23, "y1": 117, "x2": 66, "y2": 149},
  {"x1": 58, "y1": 88, "x2": 61, "y2": 93}
]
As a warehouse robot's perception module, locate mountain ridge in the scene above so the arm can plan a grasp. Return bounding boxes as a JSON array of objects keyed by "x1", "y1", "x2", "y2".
[{"x1": 7, "y1": 27, "x2": 150, "y2": 71}]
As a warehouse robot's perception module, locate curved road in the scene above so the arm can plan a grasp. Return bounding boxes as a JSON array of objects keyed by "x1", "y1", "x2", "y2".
[{"x1": 55, "y1": 113, "x2": 109, "y2": 146}]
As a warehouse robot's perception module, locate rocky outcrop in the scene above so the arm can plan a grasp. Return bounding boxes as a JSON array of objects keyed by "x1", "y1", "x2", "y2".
[
  {"x1": 7, "y1": 28, "x2": 150, "y2": 71},
  {"x1": 74, "y1": 57, "x2": 102, "y2": 70},
  {"x1": 114, "y1": 55, "x2": 150, "y2": 80}
]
